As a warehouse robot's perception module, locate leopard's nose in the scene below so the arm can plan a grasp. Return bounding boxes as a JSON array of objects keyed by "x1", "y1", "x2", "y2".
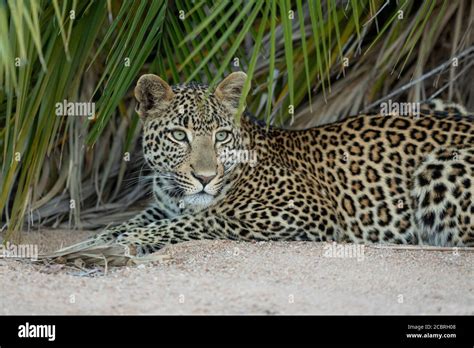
[{"x1": 191, "y1": 172, "x2": 216, "y2": 186}]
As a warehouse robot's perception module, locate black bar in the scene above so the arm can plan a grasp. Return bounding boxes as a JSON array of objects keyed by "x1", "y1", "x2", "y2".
[{"x1": 0, "y1": 315, "x2": 472, "y2": 346}]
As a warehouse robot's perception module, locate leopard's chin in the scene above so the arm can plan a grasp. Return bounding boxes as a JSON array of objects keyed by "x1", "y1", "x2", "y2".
[{"x1": 182, "y1": 192, "x2": 215, "y2": 209}]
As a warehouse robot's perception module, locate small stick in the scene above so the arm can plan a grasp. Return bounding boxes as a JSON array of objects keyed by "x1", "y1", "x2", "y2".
[{"x1": 367, "y1": 244, "x2": 474, "y2": 252}]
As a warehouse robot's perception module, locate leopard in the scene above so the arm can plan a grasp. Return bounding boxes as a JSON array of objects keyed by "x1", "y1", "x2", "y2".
[{"x1": 52, "y1": 71, "x2": 474, "y2": 260}]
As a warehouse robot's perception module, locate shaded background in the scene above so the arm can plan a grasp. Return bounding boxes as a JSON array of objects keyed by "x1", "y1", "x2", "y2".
[{"x1": 1, "y1": 0, "x2": 473, "y2": 240}]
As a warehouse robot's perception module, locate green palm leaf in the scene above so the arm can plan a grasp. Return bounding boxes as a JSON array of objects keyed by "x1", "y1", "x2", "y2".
[{"x1": 0, "y1": 0, "x2": 471, "y2": 241}]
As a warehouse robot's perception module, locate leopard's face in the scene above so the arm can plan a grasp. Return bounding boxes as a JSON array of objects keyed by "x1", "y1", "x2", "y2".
[{"x1": 136, "y1": 73, "x2": 248, "y2": 208}]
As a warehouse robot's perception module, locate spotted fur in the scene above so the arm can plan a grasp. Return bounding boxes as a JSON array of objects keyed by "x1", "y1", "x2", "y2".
[{"x1": 91, "y1": 73, "x2": 473, "y2": 255}]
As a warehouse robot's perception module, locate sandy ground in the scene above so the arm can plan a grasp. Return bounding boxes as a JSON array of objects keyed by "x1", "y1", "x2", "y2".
[{"x1": 0, "y1": 229, "x2": 473, "y2": 315}]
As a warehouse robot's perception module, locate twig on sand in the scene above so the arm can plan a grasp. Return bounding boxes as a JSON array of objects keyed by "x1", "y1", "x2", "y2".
[{"x1": 367, "y1": 244, "x2": 474, "y2": 252}]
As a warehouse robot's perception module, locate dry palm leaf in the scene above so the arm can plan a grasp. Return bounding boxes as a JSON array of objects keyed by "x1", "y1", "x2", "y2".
[{"x1": 38, "y1": 237, "x2": 171, "y2": 268}]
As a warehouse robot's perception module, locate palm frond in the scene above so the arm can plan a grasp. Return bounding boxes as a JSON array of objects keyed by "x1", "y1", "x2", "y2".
[{"x1": 1, "y1": 0, "x2": 472, "y2": 241}]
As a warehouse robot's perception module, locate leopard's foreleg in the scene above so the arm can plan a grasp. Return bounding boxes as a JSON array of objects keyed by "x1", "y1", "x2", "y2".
[
  {"x1": 114, "y1": 211, "x2": 285, "y2": 255},
  {"x1": 94, "y1": 205, "x2": 169, "y2": 243}
]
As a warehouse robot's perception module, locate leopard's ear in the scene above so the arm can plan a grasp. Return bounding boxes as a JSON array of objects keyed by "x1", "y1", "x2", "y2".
[
  {"x1": 134, "y1": 74, "x2": 174, "y2": 117},
  {"x1": 215, "y1": 72, "x2": 248, "y2": 112}
]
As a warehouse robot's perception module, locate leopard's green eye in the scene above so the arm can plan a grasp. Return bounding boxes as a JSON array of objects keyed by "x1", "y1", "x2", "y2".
[
  {"x1": 215, "y1": 130, "x2": 230, "y2": 142},
  {"x1": 171, "y1": 130, "x2": 187, "y2": 142}
]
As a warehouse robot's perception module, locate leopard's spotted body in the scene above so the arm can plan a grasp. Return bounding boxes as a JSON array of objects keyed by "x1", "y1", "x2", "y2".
[{"x1": 89, "y1": 72, "x2": 473, "y2": 255}]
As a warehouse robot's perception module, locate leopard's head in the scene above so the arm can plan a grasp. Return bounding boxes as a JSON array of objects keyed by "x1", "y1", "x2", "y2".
[{"x1": 135, "y1": 72, "x2": 248, "y2": 210}]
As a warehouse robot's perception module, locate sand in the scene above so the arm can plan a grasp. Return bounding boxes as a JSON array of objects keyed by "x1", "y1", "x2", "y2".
[{"x1": 0, "y1": 229, "x2": 473, "y2": 315}]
